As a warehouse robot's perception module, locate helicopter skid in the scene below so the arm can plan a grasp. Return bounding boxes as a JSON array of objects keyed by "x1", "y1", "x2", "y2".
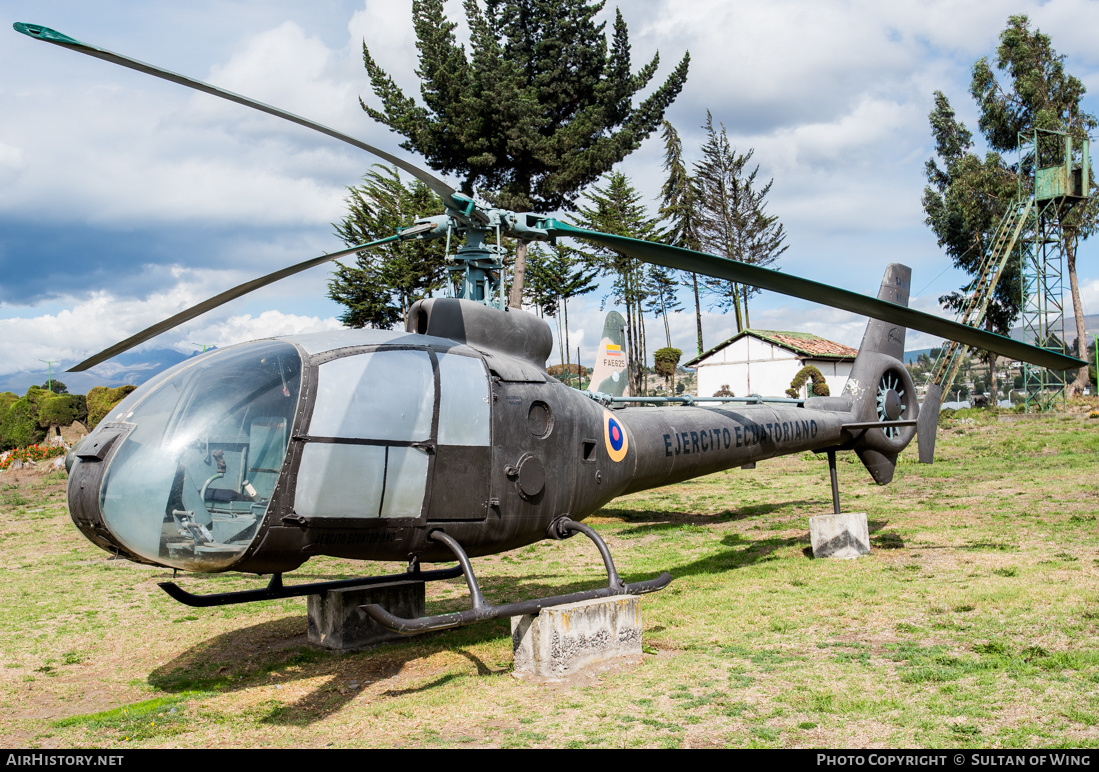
[
  {"x1": 158, "y1": 564, "x2": 464, "y2": 608},
  {"x1": 360, "y1": 520, "x2": 672, "y2": 635},
  {"x1": 360, "y1": 573, "x2": 671, "y2": 635}
]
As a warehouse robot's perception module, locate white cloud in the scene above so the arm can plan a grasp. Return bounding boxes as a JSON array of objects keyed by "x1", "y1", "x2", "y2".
[
  {"x1": 0, "y1": 267, "x2": 343, "y2": 377},
  {"x1": 184, "y1": 309, "x2": 342, "y2": 350},
  {"x1": 3, "y1": 0, "x2": 1097, "y2": 383}
]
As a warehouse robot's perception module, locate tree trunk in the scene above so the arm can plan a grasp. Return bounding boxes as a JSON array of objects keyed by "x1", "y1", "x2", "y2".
[
  {"x1": 1064, "y1": 228, "x2": 1089, "y2": 397},
  {"x1": 563, "y1": 298, "x2": 572, "y2": 387},
  {"x1": 659, "y1": 292, "x2": 672, "y2": 348},
  {"x1": 556, "y1": 299, "x2": 565, "y2": 371},
  {"x1": 692, "y1": 273, "x2": 704, "y2": 355},
  {"x1": 508, "y1": 239, "x2": 528, "y2": 309},
  {"x1": 730, "y1": 281, "x2": 744, "y2": 332},
  {"x1": 987, "y1": 351, "x2": 998, "y2": 405}
]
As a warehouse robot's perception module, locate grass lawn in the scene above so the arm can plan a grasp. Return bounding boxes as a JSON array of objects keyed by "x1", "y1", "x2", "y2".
[{"x1": 1, "y1": 410, "x2": 1097, "y2": 748}]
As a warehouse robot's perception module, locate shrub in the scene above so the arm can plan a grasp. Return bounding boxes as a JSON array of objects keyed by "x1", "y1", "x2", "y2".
[
  {"x1": 1, "y1": 401, "x2": 43, "y2": 450},
  {"x1": 86, "y1": 385, "x2": 138, "y2": 429},
  {"x1": 786, "y1": 365, "x2": 830, "y2": 398},
  {"x1": 38, "y1": 394, "x2": 87, "y2": 434},
  {"x1": 546, "y1": 363, "x2": 588, "y2": 377}
]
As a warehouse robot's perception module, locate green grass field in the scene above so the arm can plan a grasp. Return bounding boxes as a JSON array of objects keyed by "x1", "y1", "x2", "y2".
[{"x1": 1, "y1": 411, "x2": 1097, "y2": 748}]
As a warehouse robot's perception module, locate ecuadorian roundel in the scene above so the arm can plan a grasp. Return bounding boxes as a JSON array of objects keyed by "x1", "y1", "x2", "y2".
[{"x1": 602, "y1": 410, "x2": 629, "y2": 462}]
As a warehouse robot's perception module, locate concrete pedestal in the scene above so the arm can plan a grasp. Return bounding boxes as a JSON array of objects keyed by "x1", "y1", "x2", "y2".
[
  {"x1": 511, "y1": 596, "x2": 642, "y2": 678},
  {"x1": 809, "y1": 512, "x2": 870, "y2": 559},
  {"x1": 307, "y1": 581, "x2": 425, "y2": 650}
]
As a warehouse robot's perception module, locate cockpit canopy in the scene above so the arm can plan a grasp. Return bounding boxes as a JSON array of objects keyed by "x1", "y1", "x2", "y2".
[{"x1": 98, "y1": 340, "x2": 302, "y2": 571}]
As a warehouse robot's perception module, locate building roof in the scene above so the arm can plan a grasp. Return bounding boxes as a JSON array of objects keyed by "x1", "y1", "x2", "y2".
[{"x1": 684, "y1": 329, "x2": 859, "y2": 367}]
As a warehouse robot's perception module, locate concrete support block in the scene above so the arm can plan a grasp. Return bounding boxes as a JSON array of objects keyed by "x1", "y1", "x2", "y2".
[
  {"x1": 511, "y1": 596, "x2": 642, "y2": 678},
  {"x1": 307, "y1": 581, "x2": 425, "y2": 650},
  {"x1": 809, "y1": 512, "x2": 870, "y2": 559}
]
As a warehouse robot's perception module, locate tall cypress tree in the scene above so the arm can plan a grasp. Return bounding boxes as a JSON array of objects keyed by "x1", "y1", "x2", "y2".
[
  {"x1": 695, "y1": 113, "x2": 787, "y2": 333},
  {"x1": 360, "y1": 0, "x2": 689, "y2": 307}
]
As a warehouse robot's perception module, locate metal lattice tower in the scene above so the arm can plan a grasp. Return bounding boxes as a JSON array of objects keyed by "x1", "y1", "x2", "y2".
[
  {"x1": 928, "y1": 198, "x2": 1033, "y2": 396},
  {"x1": 1017, "y1": 129, "x2": 1090, "y2": 413}
]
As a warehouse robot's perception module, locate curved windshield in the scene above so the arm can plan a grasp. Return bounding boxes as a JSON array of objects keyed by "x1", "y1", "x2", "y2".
[{"x1": 99, "y1": 341, "x2": 302, "y2": 571}]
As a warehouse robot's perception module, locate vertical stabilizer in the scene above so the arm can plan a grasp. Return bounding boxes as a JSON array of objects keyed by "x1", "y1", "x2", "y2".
[{"x1": 589, "y1": 311, "x2": 629, "y2": 397}]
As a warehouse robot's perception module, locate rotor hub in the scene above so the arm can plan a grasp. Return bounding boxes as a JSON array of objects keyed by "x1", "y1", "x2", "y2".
[{"x1": 882, "y1": 389, "x2": 904, "y2": 421}]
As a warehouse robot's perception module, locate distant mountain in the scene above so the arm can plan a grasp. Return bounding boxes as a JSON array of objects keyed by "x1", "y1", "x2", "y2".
[
  {"x1": 0, "y1": 347, "x2": 211, "y2": 396},
  {"x1": 900, "y1": 314, "x2": 1098, "y2": 366},
  {"x1": 1010, "y1": 314, "x2": 1099, "y2": 349}
]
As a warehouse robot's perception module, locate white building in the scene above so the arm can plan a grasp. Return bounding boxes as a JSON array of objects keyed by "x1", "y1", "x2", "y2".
[{"x1": 684, "y1": 329, "x2": 858, "y2": 399}]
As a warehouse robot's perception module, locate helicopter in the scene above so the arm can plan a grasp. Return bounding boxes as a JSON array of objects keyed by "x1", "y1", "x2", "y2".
[{"x1": 15, "y1": 23, "x2": 1086, "y2": 635}]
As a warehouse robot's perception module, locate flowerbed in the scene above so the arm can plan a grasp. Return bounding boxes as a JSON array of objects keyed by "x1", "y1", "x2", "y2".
[{"x1": 0, "y1": 444, "x2": 66, "y2": 471}]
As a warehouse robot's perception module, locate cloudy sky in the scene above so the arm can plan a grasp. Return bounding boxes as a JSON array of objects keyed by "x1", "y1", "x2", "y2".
[{"x1": 2, "y1": 0, "x2": 1097, "y2": 390}]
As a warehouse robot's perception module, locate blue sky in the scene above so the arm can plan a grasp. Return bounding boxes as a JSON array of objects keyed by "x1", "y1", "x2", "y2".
[{"x1": 2, "y1": 0, "x2": 1097, "y2": 390}]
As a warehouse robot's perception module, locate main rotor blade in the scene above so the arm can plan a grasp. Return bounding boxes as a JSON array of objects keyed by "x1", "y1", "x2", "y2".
[
  {"x1": 14, "y1": 23, "x2": 463, "y2": 211},
  {"x1": 547, "y1": 220, "x2": 1085, "y2": 372},
  {"x1": 68, "y1": 236, "x2": 399, "y2": 372}
]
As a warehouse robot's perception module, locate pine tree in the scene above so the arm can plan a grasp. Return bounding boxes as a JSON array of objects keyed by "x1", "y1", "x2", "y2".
[
  {"x1": 525, "y1": 242, "x2": 598, "y2": 380},
  {"x1": 329, "y1": 165, "x2": 447, "y2": 328},
  {"x1": 923, "y1": 91, "x2": 1019, "y2": 335},
  {"x1": 645, "y1": 264, "x2": 682, "y2": 349},
  {"x1": 658, "y1": 120, "x2": 705, "y2": 355},
  {"x1": 359, "y1": 0, "x2": 689, "y2": 308},
  {"x1": 576, "y1": 172, "x2": 660, "y2": 396},
  {"x1": 695, "y1": 113, "x2": 787, "y2": 333}
]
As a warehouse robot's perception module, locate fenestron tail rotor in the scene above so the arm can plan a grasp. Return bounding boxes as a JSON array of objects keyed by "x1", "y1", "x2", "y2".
[{"x1": 876, "y1": 371, "x2": 906, "y2": 439}]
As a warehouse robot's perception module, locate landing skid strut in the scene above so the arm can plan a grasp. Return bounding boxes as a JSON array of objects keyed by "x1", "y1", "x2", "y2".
[
  {"x1": 158, "y1": 564, "x2": 464, "y2": 608},
  {"x1": 361, "y1": 518, "x2": 672, "y2": 634}
]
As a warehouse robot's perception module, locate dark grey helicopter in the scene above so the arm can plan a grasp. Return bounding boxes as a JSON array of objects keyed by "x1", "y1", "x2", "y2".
[{"x1": 16, "y1": 23, "x2": 1084, "y2": 634}]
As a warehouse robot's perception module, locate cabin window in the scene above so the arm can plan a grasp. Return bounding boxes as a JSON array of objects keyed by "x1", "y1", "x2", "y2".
[
  {"x1": 309, "y1": 350, "x2": 434, "y2": 441},
  {"x1": 297, "y1": 348, "x2": 438, "y2": 519},
  {"x1": 293, "y1": 443, "x2": 386, "y2": 519},
  {"x1": 436, "y1": 352, "x2": 490, "y2": 446}
]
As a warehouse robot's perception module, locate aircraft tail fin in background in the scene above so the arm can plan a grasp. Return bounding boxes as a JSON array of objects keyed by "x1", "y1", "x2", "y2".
[{"x1": 588, "y1": 311, "x2": 629, "y2": 398}]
